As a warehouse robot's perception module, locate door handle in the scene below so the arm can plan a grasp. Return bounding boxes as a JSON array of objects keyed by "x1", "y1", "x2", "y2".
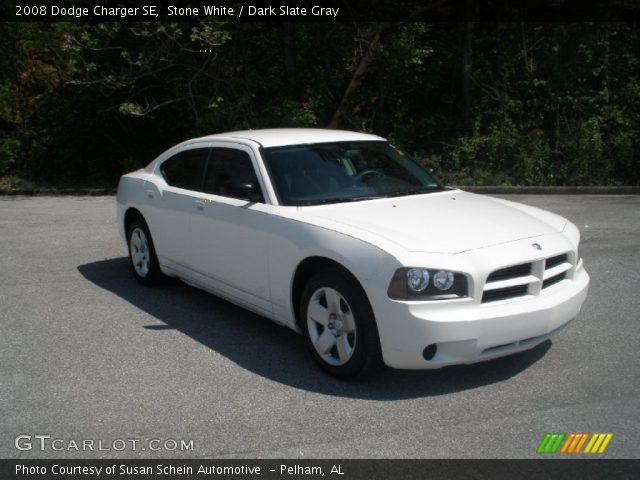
[
  {"x1": 146, "y1": 190, "x2": 155, "y2": 199},
  {"x1": 194, "y1": 199, "x2": 205, "y2": 211}
]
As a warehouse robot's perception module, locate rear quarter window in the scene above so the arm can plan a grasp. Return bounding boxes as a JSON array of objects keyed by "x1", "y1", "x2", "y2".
[{"x1": 160, "y1": 148, "x2": 208, "y2": 190}]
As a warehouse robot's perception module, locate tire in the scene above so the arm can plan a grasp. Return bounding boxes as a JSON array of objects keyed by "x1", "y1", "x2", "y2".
[
  {"x1": 127, "y1": 217, "x2": 165, "y2": 285},
  {"x1": 300, "y1": 268, "x2": 383, "y2": 378}
]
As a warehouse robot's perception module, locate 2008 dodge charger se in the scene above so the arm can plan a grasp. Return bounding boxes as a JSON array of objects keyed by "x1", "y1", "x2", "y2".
[{"x1": 116, "y1": 129, "x2": 589, "y2": 378}]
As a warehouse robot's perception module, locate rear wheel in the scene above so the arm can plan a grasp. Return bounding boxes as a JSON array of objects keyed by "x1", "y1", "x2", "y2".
[
  {"x1": 300, "y1": 268, "x2": 382, "y2": 378},
  {"x1": 127, "y1": 217, "x2": 165, "y2": 285}
]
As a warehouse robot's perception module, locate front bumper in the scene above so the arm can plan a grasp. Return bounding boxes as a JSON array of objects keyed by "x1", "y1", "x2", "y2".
[{"x1": 372, "y1": 266, "x2": 589, "y2": 369}]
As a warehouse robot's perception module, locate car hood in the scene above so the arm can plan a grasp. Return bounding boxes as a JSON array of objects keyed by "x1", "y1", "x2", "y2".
[{"x1": 297, "y1": 190, "x2": 566, "y2": 254}]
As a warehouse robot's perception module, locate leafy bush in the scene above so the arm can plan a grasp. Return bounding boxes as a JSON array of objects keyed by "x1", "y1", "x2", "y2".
[{"x1": 0, "y1": 22, "x2": 638, "y2": 186}]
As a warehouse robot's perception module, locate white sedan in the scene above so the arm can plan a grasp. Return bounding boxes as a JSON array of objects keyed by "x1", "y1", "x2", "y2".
[{"x1": 116, "y1": 128, "x2": 589, "y2": 378}]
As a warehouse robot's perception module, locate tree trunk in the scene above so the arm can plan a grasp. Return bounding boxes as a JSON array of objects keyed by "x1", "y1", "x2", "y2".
[
  {"x1": 602, "y1": 22, "x2": 610, "y2": 103},
  {"x1": 328, "y1": 28, "x2": 382, "y2": 129},
  {"x1": 462, "y1": 19, "x2": 474, "y2": 137},
  {"x1": 282, "y1": 22, "x2": 298, "y2": 100}
]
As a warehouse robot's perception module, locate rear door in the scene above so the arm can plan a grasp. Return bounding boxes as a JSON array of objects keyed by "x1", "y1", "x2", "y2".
[{"x1": 146, "y1": 147, "x2": 208, "y2": 267}]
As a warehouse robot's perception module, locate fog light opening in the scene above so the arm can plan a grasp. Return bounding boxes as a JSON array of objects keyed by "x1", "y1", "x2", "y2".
[{"x1": 422, "y1": 343, "x2": 438, "y2": 361}]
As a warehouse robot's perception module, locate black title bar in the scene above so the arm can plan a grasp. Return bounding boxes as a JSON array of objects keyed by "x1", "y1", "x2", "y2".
[
  {"x1": 3, "y1": 0, "x2": 640, "y2": 22},
  {"x1": 2, "y1": 459, "x2": 640, "y2": 480}
]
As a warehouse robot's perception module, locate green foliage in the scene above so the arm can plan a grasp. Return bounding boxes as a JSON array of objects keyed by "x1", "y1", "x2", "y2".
[
  {"x1": 269, "y1": 100, "x2": 319, "y2": 127},
  {"x1": 0, "y1": 21, "x2": 638, "y2": 186},
  {"x1": 0, "y1": 134, "x2": 20, "y2": 175}
]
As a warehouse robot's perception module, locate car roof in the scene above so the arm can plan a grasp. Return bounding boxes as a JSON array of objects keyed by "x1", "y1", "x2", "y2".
[{"x1": 190, "y1": 128, "x2": 386, "y2": 148}]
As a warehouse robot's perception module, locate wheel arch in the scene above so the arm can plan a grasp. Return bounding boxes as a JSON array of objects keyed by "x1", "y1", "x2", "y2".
[
  {"x1": 291, "y1": 256, "x2": 372, "y2": 328},
  {"x1": 124, "y1": 207, "x2": 146, "y2": 235}
]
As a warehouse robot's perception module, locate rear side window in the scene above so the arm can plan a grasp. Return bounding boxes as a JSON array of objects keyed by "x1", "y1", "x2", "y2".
[
  {"x1": 160, "y1": 148, "x2": 208, "y2": 190},
  {"x1": 202, "y1": 148, "x2": 263, "y2": 201}
]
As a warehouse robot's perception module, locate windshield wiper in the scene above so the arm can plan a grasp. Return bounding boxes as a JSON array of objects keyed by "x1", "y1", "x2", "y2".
[
  {"x1": 296, "y1": 186, "x2": 444, "y2": 206},
  {"x1": 378, "y1": 186, "x2": 444, "y2": 198},
  {"x1": 297, "y1": 195, "x2": 381, "y2": 206}
]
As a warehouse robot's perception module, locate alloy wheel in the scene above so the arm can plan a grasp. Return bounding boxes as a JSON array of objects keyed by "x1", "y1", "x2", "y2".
[{"x1": 306, "y1": 286, "x2": 357, "y2": 366}]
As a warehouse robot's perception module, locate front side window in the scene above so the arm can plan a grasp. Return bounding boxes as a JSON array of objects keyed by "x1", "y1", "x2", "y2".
[
  {"x1": 202, "y1": 148, "x2": 263, "y2": 202},
  {"x1": 160, "y1": 148, "x2": 208, "y2": 190},
  {"x1": 261, "y1": 141, "x2": 442, "y2": 206}
]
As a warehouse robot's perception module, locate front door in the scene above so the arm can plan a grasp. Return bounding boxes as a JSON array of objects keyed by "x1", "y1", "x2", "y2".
[{"x1": 188, "y1": 145, "x2": 273, "y2": 316}]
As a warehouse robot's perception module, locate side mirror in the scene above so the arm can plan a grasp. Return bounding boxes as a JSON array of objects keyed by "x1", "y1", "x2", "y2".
[{"x1": 228, "y1": 181, "x2": 263, "y2": 202}]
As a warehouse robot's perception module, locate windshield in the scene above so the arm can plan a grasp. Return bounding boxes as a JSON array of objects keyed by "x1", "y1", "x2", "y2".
[{"x1": 262, "y1": 141, "x2": 443, "y2": 206}]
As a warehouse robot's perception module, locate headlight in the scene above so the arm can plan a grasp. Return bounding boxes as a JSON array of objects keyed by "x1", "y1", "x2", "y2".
[
  {"x1": 433, "y1": 270, "x2": 454, "y2": 290},
  {"x1": 406, "y1": 268, "x2": 429, "y2": 292},
  {"x1": 388, "y1": 267, "x2": 468, "y2": 300}
]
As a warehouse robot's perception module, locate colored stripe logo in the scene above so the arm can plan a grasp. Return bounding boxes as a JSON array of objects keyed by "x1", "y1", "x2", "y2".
[{"x1": 537, "y1": 433, "x2": 613, "y2": 454}]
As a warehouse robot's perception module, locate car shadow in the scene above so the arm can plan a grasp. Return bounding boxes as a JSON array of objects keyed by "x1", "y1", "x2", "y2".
[{"x1": 78, "y1": 257, "x2": 552, "y2": 400}]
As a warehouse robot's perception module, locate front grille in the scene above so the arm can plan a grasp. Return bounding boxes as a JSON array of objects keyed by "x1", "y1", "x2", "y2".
[
  {"x1": 545, "y1": 254, "x2": 567, "y2": 270},
  {"x1": 487, "y1": 262, "x2": 532, "y2": 282},
  {"x1": 482, "y1": 252, "x2": 572, "y2": 303},
  {"x1": 543, "y1": 272, "x2": 566, "y2": 289},
  {"x1": 482, "y1": 285, "x2": 529, "y2": 303}
]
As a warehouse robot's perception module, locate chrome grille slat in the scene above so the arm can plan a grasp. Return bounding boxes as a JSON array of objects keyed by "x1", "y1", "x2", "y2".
[
  {"x1": 543, "y1": 262, "x2": 572, "y2": 280},
  {"x1": 483, "y1": 274, "x2": 539, "y2": 291}
]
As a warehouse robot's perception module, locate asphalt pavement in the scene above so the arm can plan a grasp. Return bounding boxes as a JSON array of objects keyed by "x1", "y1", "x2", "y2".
[{"x1": 0, "y1": 194, "x2": 638, "y2": 458}]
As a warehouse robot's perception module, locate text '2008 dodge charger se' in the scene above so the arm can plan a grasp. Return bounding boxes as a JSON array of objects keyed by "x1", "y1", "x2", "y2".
[{"x1": 116, "y1": 129, "x2": 589, "y2": 378}]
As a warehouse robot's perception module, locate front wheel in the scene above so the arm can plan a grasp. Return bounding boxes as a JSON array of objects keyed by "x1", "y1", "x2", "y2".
[
  {"x1": 127, "y1": 217, "x2": 165, "y2": 285},
  {"x1": 300, "y1": 268, "x2": 382, "y2": 378}
]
